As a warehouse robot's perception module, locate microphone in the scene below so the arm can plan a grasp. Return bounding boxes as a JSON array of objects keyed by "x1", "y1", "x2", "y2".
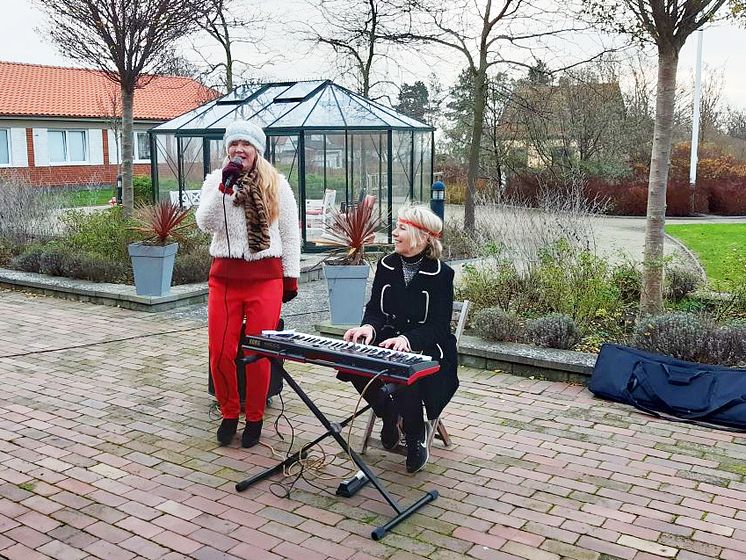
[{"x1": 223, "y1": 157, "x2": 244, "y2": 190}]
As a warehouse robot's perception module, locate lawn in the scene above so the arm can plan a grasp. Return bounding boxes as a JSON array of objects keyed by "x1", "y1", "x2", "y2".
[
  {"x1": 52, "y1": 187, "x2": 115, "y2": 208},
  {"x1": 666, "y1": 223, "x2": 746, "y2": 285}
]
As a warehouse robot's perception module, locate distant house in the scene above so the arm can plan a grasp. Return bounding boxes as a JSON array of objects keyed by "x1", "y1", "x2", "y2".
[
  {"x1": 500, "y1": 80, "x2": 626, "y2": 169},
  {"x1": 0, "y1": 61, "x2": 216, "y2": 188}
]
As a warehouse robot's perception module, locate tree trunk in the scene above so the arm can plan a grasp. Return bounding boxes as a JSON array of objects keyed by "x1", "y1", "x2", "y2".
[
  {"x1": 465, "y1": 65, "x2": 487, "y2": 231},
  {"x1": 121, "y1": 84, "x2": 135, "y2": 217},
  {"x1": 641, "y1": 48, "x2": 679, "y2": 316}
]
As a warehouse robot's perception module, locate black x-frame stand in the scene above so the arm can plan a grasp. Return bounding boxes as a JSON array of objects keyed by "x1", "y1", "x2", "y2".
[{"x1": 234, "y1": 356, "x2": 438, "y2": 541}]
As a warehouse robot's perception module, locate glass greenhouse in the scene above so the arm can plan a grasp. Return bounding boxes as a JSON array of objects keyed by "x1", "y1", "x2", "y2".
[{"x1": 149, "y1": 80, "x2": 435, "y2": 250}]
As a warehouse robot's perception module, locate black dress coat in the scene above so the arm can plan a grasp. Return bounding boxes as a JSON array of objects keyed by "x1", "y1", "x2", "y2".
[{"x1": 344, "y1": 253, "x2": 459, "y2": 420}]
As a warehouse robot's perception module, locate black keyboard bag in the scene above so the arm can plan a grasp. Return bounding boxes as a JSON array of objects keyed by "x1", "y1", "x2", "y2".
[{"x1": 589, "y1": 343, "x2": 746, "y2": 430}]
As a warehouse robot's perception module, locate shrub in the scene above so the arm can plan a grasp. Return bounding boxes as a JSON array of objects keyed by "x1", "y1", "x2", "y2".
[
  {"x1": 9, "y1": 247, "x2": 46, "y2": 273},
  {"x1": 0, "y1": 238, "x2": 24, "y2": 267},
  {"x1": 133, "y1": 175, "x2": 154, "y2": 205},
  {"x1": 706, "y1": 324, "x2": 746, "y2": 367},
  {"x1": 59, "y1": 206, "x2": 136, "y2": 261},
  {"x1": 172, "y1": 245, "x2": 211, "y2": 285},
  {"x1": 664, "y1": 266, "x2": 702, "y2": 303},
  {"x1": 525, "y1": 313, "x2": 581, "y2": 350},
  {"x1": 530, "y1": 240, "x2": 621, "y2": 326},
  {"x1": 632, "y1": 312, "x2": 713, "y2": 363},
  {"x1": 442, "y1": 218, "x2": 478, "y2": 260},
  {"x1": 0, "y1": 175, "x2": 62, "y2": 244},
  {"x1": 60, "y1": 252, "x2": 130, "y2": 283},
  {"x1": 38, "y1": 250, "x2": 69, "y2": 276},
  {"x1": 456, "y1": 258, "x2": 523, "y2": 312},
  {"x1": 473, "y1": 307, "x2": 523, "y2": 342},
  {"x1": 611, "y1": 261, "x2": 642, "y2": 305},
  {"x1": 9, "y1": 246, "x2": 131, "y2": 283}
]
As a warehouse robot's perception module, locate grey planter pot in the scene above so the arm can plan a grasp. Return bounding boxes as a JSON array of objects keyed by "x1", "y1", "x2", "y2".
[
  {"x1": 128, "y1": 242, "x2": 178, "y2": 297},
  {"x1": 323, "y1": 263, "x2": 370, "y2": 325}
]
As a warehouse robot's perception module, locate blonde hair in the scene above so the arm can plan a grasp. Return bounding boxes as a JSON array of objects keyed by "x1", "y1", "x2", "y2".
[
  {"x1": 397, "y1": 204, "x2": 443, "y2": 260},
  {"x1": 223, "y1": 150, "x2": 280, "y2": 223}
]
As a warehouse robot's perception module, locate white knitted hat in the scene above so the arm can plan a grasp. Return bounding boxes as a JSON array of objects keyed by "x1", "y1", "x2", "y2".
[{"x1": 223, "y1": 120, "x2": 266, "y2": 156}]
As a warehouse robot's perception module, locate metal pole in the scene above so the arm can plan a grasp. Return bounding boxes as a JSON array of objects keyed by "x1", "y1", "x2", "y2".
[{"x1": 690, "y1": 29, "x2": 704, "y2": 188}]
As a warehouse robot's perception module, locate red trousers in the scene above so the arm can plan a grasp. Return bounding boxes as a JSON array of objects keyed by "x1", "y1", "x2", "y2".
[{"x1": 208, "y1": 275, "x2": 282, "y2": 421}]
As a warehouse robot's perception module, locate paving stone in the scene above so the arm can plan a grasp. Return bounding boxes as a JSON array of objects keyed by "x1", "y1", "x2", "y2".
[{"x1": 3, "y1": 289, "x2": 746, "y2": 559}]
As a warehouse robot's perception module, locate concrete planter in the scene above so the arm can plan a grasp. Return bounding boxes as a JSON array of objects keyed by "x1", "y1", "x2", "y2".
[
  {"x1": 128, "y1": 242, "x2": 178, "y2": 297},
  {"x1": 323, "y1": 263, "x2": 370, "y2": 325}
]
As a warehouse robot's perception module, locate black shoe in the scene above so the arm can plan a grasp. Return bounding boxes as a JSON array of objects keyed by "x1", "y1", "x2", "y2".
[
  {"x1": 380, "y1": 411, "x2": 401, "y2": 450},
  {"x1": 241, "y1": 420, "x2": 262, "y2": 448},
  {"x1": 217, "y1": 418, "x2": 238, "y2": 446},
  {"x1": 405, "y1": 425, "x2": 429, "y2": 473}
]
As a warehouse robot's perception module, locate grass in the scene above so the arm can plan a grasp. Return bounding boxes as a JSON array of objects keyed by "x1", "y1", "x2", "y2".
[
  {"x1": 52, "y1": 187, "x2": 115, "y2": 208},
  {"x1": 666, "y1": 223, "x2": 746, "y2": 285}
]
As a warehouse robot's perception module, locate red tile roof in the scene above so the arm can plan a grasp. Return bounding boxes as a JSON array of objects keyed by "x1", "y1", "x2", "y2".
[{"x1": 0, "y1": 61, "x2": 217, "y2": 120}]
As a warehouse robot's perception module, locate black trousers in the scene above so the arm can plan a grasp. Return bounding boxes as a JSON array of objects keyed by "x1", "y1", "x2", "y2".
[{"x1": 349, "y1": 376, "x2": 425, "y2": 439}]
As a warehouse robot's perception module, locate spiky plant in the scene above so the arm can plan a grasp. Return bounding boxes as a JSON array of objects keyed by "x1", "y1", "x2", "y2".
[
  {"x1": 324, "y1": 199, "x2": 381, "y2": 265},
  {"x1": 131, "y1": 200, "x2": 191, "y2": 245}
]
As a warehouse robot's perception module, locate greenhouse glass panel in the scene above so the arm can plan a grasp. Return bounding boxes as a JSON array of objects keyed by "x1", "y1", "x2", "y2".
[
  {"x1": 332, "y1": 90, "x2": 388, "y2": 128},
  {"x1": 302, "y1": 88, "x2": 345, "y2": 128},
  {"x1": 391, "y1": 130, "x2": 412, "y2": 219},
  {"x1": 344, "y1": 89, "x2": 428, "y2": 129},
  {"x1": 152, "y1": 101, "x2": 215, "y2": 132},
  {"x1": 274, "y1": 80, "x2": 326, "y2": 102},
  {"x1": 420, "y1": 132, "x2": 433, "y2": 200},
  {"x1": 215, "y1": 83, "x2": 266, "y2": 104},
  {"x1": 413, "y1": 132, "x2": 426, "y2": 202},
  {"x1": 266, "y1": 96, "x2": 320, "y2": 129},
  {"x1": 208, "y1": 139, "x2": 225, "y2": 171},
  {"x1": 172, "y1": 102, "x2": 242, "y2": 131},
  {"x1": 251, "y1": 101, "x2": 302, "y2": 128},
  {"x1": 269, "y1": 135, "x2": 300, "y2": 201},
  {"x1": 179, "y1": 137, "x2": 204, "y2": 191},
  {"x1": 155, "y1": 134, "x2": 178, "y2": 200}
]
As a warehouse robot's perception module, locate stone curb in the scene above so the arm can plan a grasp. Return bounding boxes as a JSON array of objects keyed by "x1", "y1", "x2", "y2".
[{"x1": 315, "y1": 323, "x2": 597, "y2": 385}]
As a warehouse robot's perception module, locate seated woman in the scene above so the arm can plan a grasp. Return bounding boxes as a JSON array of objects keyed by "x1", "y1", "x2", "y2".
[{"x1": 342, "y1": 204, "x2": 458, "y2": 473}]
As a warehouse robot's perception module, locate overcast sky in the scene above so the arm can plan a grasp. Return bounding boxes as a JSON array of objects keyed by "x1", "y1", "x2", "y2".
[{"x1": 1, "y1": 1, "x2": 744, "y2": 111}]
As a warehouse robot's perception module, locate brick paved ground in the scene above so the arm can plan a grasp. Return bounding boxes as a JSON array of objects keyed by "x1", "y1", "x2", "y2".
[{"x1": 2, "y1": 289, "x2": 746, "y2": 560}]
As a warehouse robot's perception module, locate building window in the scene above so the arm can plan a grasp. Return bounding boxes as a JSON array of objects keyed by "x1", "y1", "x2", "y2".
[
  {"x1": 135, "y1": 131, "x2": 151, "y2": 161},
  {"x1": 0, "y1": 129, "x2": 9, "y2": 165},
  {"x1": 49, "y1": 130, "x2": 88, "y2": 163}
]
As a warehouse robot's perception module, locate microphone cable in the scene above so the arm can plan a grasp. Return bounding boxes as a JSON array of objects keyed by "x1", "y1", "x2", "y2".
[{"x1": 215, "y1": 164, "x2": 237, "y2": 421}]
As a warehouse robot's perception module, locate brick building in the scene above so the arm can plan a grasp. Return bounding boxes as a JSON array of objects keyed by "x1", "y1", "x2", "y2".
[{"x1": 0, "y1": 61, "x2": 215, "y2": 188}]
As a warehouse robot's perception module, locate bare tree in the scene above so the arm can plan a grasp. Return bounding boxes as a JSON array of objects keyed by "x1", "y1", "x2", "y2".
[
  {"x1": 306, "y1": 0, "x2": 412, "y2": 98},
  {"x1": 37, "y1": 0, "x2": 207, "y2": 216},
  {"x1": 583, "y1": 0, "x2": 744, "y2": 315},
  {"x1": 398, "y1": 0, "x2": 610, "y2": 231},
  {"x1": 192, "y1": 0, "x2": 272, "y2": 93}
]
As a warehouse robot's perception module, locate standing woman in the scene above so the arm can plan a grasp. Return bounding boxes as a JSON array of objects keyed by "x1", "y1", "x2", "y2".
[
  {"x1": 196, "y1": 120, "x2": 300, "y2": 448},
  {"x1": 343, "y1": 204, "x2": 458, "y2": 473}
]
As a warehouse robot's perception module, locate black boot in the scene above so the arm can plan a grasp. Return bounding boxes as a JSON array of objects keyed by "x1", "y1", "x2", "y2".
[
  {"x1": 242, "y1": 420, "x2": 262, "y2": 448},
  {"x1": 405, "y1": 424, "x2": 429, "y2": 473},
  {"x1": 379, "y1": 397, "x2": 401, "y2": 450},
  {"x1": 217, "y1": 418, "x2": 238, "y2": 446}
]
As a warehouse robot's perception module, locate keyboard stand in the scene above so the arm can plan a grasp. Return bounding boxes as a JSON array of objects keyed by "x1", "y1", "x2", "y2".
[{"x1": 234, "y1": 356, "x2": 439, "y2": 541}]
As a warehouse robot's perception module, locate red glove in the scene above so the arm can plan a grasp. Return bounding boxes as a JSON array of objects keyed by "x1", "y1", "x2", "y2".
[
  {"x1": 220, "y1": 160, "x2": 243, "y2": 193},
  {"x1": 282, "y1": 277, "x2": 298, "y2": 303}
]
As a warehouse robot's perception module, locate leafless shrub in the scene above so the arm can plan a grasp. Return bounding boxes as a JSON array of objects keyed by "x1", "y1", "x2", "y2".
[
  {"x1": 0, "y1": 173, "x2": 64, "y2": 244},
  {"x1": 471, "y1": 173, "x2": 609, "y2": 270}
]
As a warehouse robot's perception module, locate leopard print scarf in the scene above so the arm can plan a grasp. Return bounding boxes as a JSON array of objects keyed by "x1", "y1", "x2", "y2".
[{"x1": 233, "y1": 165, "x2": 271, "y2": 253}]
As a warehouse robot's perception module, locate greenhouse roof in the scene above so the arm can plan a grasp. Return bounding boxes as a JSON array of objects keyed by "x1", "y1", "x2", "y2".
[{"x1": 151, "y1": 80, "x2": 434, "y2": 135}]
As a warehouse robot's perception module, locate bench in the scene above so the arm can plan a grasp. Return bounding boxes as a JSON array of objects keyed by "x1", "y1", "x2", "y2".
[{"x1": 169, "y1": 190, "x2": 201, "y2": 208}]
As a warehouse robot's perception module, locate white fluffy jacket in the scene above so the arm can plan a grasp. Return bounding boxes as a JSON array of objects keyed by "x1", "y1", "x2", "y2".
[{"x1": 195, "y1": 169, "x2": 301, "y2": 278}]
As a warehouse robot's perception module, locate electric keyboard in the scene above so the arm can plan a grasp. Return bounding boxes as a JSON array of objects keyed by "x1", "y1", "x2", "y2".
[{"x1": 242, "y1": 332, "x2": 440, "y2": 385}]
